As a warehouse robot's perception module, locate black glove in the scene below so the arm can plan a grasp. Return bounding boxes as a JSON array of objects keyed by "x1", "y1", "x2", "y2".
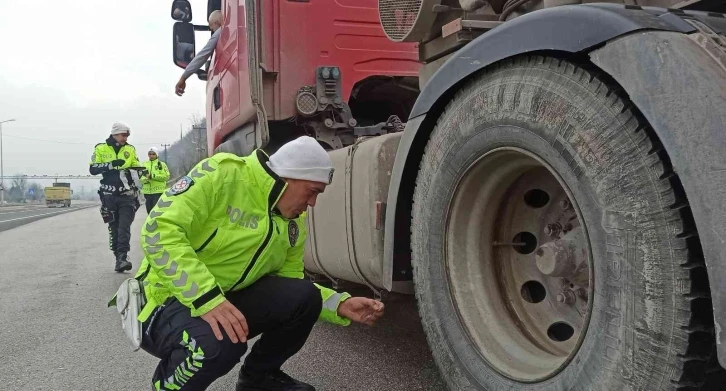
[{"x1": 111, "y1": 159, "x2": 126, "y2": 168}]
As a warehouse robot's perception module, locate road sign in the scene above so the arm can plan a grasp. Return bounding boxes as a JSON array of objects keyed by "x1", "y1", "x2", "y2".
[{"x1": 28, "y1": 189, "x2": 35, "y2": 195}]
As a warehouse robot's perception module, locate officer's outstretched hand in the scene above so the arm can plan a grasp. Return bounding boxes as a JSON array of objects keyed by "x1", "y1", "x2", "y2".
[
  {"x1": 201, "y1": 299, "x2": 249, "y2": 343},
  {"x1": 337, "y1": 297, "x2": 385, "y2": 326}
]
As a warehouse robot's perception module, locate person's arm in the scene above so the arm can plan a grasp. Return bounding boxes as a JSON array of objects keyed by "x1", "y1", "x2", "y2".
[
  {"x1": 140, "y1": 159, "x2": 225, "y2": 316},
  {"x1": 89, "y1": 146, "x2": 124, "y2": 175},
  {"x1": 154, "y1": 162, "x2": 171, "y2": 183},
  {"x1": 181, "y1": 29, "x2": 221, "y2": 80},
  {"x1": 274, "y1": 215, "x2": 353, "y2": 326},
  {"x1": 139, "y1": 163, "x2": 150, "y2": 184}
]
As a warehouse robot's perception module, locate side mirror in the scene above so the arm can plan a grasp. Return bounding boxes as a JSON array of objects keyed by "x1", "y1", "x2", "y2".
[
  {"x1": 172, "y1": 22, "x2": 196, "y2": 69},
  {"x1": 171, "y1": 0, "x2": 193, "y2": 23}
]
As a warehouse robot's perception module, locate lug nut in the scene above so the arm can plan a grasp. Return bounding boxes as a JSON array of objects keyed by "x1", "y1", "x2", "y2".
[
  {"x1": 560, "y1": 199, "x2": 571, "y2": 209},
  {"x1": 557, "y1": 291, "x2": 576, "y2": 305},
  {"x1": 544, "y1": 223, "x2": 562, "y2": 237}
]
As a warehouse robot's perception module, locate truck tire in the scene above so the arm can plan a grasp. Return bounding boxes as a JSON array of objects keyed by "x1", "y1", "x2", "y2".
[{"x1": 411, "y1": 56, "x2": 716, "y2": 390}]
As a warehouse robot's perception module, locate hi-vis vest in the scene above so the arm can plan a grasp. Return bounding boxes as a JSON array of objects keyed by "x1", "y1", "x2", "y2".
[
  {"x1": 130, "y1": 150, "x2": 351, "y2": 325},
  {"x1": 89, "y1": 139, "x2": 141, "y2": 195},
  {"x1": 140, "y1": 159, "x2": 170, "y2": 195}
]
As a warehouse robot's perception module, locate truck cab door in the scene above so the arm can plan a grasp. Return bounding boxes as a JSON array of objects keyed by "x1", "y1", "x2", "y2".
[{"x1": 207, "y1": 0, "x2": 269, "y2": 156}]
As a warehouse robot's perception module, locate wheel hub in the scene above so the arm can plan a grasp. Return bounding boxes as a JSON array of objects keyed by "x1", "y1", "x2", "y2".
[{"x1": 445, "y1": 147, "x2": 593, "y2": 382}]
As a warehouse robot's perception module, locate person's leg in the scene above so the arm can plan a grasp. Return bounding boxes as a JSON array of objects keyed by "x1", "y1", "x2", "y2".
[
  {"x1": 145, "y1": 193, "x2": 160, "y2": 214},
  {"x1": 227, "y1": 276, "x2": 322, "y2": 389},
  {"x1": 115, "y1": 195, "x2": 137, "y2": 255},
  {"x1": 112, "y1": 195, "x2": 136, "y2": 271},
  {"x1": 143, "y1": 299, "x2": 248, "y2": 390},
  {"x1": 104, "y1": 194, "x2": 120, "y2": 259},
  {"x1": 145, "y1": 194, "x2": 153, "y2": 214},
  {"x1": 108, "y1": 222, "x2": 118, "y2": 256}
]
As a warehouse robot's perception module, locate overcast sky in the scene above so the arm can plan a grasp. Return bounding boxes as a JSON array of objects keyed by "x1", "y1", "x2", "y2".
[{"x1": 0, "y1": 0, "x2": 209, "y2": 188}]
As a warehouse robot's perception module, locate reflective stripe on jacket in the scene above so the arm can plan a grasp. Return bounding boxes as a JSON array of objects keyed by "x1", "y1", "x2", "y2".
[{"x1": 132, "y1": 150, "x2": 352, "y2": 326}]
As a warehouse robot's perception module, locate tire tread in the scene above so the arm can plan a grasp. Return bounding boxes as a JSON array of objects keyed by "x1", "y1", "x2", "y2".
[{"x1": 411, "y1": 55, "x2": 717, "y2": 390}]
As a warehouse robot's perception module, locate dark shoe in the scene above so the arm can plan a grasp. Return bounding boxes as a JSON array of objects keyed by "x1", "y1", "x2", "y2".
[
  {"x1": 236, "y1": 368, "x2": 315, "y2": 391},
  {"x1": 114, "y1": 253, "x2": 132, "y2": 273}
]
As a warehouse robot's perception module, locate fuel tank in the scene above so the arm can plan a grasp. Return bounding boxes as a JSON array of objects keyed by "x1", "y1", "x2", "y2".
[{"x1": 303, "y1": 133, "x2": 402, "y2": 290}]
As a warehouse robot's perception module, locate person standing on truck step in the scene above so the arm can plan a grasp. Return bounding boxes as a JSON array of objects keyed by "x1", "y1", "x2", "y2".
[
  {"x1": 89, "y1": 122, "x2": 142, "y2": 273},
  {"x1": 140, "y1": 146, "x2": 170, "y2": 214},
  {"x1": 126, "y1": 136, "x2": 384, "y2": 391},
  {"x1": 175, "y1": 10, "x2": 223, "y2": 96}
]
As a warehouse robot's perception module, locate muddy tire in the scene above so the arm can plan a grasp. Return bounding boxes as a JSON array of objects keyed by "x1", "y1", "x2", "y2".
[{"x1": 411, "y1": 56, "x2": 715, "y2": 390}]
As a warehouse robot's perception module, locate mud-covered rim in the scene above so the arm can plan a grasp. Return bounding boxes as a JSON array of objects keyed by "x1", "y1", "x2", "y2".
[{"x1": 443, "y1": 145, "x2": 595, "y2": 383}]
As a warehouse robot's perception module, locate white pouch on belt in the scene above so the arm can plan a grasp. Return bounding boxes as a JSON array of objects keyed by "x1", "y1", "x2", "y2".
[{"x1": 114, "y1": 278, "x2": 144, "y2": 351}]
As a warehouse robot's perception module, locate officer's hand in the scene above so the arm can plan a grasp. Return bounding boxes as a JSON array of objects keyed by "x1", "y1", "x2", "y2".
[
  {"x1": 111, "y1": 159, "x2": 125, "y2": 168},
  {"x1": 175, "y1": 79, "x2": 186, "y2": 96},
  {"x1": 200, "y1": 299, "x2": 249, "y2": 343},
  {"x1": 337, "y1": 297, "x2": 384, "y2": 326}
]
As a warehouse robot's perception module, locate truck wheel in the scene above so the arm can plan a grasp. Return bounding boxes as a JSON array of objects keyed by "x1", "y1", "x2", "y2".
[{"x1": 411, "y1": 56, "x2": 715, "y2": 390}]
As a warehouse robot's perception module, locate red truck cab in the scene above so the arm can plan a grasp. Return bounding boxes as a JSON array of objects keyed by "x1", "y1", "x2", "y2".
[{"x1": 172, "y1": 0, "x2": 420, "y2": 155}]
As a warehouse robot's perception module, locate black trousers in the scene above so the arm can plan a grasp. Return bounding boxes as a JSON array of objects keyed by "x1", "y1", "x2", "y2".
[
  {"x1": 103, "y1": 194, "x2": 137, "y2": 255},
  {"x1": 141, "y1": 276, "x2": 322, "y2": 391},
  {"x1": 145, "y1": 193, "x2": 162, "y2": 214}
]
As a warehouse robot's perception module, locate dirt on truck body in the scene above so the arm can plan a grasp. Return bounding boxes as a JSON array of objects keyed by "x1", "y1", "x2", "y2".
[{"x1": 170, "y1": 0, "x2": 726, "y2": 389}]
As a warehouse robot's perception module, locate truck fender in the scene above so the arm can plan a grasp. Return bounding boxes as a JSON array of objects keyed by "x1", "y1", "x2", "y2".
[
  {"x1": 383, "y1": 4, "x2": 698, "y2": 290},
  {"x1": 408, "y1": 3, "x2": 697, "y2": 119},
  {"x1": 590, "y1": 27, "x2": 726, "y2": 368},
  {"x1": 384, "y1": 1, "x2": 726, "y2": 368}
]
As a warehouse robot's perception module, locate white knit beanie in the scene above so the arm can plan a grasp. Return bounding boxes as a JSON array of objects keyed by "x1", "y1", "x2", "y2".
[
  {"x1": 268, "y1": 136, "x2": 334, "y2": 184},
  {"x1": 111, "y1": 122, "x2": 131, "y2": 135},
  {"x1": 149, "y1": 146, "x2": 159, "y2": 154}
]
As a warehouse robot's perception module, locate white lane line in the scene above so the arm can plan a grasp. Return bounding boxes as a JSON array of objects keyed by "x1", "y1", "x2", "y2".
[
  {"x1": 0, "y1": 208, "x2": 47, "y2": 215},
  {"x1": 0, "y1": 206, "x2": 44, "y2": 212},
  {"x1": 0, "y1": 207, "x2": 87, "y2": 223}
]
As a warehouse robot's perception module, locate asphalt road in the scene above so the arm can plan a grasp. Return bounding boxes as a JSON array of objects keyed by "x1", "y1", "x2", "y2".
[
  {"x1": 0, "y1": 201, "x2": 98, "y2": 232},
  {"x1": 0, "y1": 207, "x2": 445, "y2": 390}
]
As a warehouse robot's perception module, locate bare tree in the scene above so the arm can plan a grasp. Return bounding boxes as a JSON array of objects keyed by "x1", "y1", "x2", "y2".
[
  {"x1": 166, "y1": 116, "x2": 208, "y2": 182},
  {"x1": 11, "y1": 174, "x2": 27, "y2": 193}
]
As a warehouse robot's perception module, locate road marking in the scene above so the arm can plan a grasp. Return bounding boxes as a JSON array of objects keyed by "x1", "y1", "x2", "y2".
[
  {"x1": 0, "y1": 207, "x2": 89, "y2": 223},
  {"x1": 0, "y1": 208, "x2": 48, "y2": 215}
]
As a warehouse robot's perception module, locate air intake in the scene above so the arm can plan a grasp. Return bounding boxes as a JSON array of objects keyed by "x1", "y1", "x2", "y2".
[{"x1": 378, "y1": 0, "x2": 441, "y2": 42}]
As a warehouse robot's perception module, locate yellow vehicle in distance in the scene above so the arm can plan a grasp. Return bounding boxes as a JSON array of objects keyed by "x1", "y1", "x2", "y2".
[{"x1": 44, "y1": 182, "x2": 72, "y2": 208}]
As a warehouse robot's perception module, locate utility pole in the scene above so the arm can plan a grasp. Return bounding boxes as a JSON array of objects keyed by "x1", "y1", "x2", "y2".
[
  {"x1": 192, "y1": 126, "x2": 207, "y2": 162},
  {"x1": 161, "y1": 143, "x2": 171, "y2": 164},
  {"x1": 0, "y1": 118, "x2": 16, "y2": 205}
]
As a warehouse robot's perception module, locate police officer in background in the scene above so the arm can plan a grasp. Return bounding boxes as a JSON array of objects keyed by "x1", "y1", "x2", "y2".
[
  {"x1": 140, "y1": 146, "x2": 170, "y2": 213},
  {"x1": 89, "y1": 122, "x2": 142, "y2": 272}
]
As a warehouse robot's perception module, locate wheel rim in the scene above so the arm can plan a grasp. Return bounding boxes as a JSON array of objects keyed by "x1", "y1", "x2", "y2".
[{"x1": 445, "y1": 147, "x2": 593, "y2": 382}]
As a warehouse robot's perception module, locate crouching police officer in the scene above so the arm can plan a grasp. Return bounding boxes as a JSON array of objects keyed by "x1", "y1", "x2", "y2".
[
  {"x1": 89, "y1": 122, "x2": 142, "y2": 272},
  {"x1": 130, "y1": 136, "x2": 384, "y2": 390},
  {"x1": 140, "y1": 146, "x2": 170, "y2": 213}
]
